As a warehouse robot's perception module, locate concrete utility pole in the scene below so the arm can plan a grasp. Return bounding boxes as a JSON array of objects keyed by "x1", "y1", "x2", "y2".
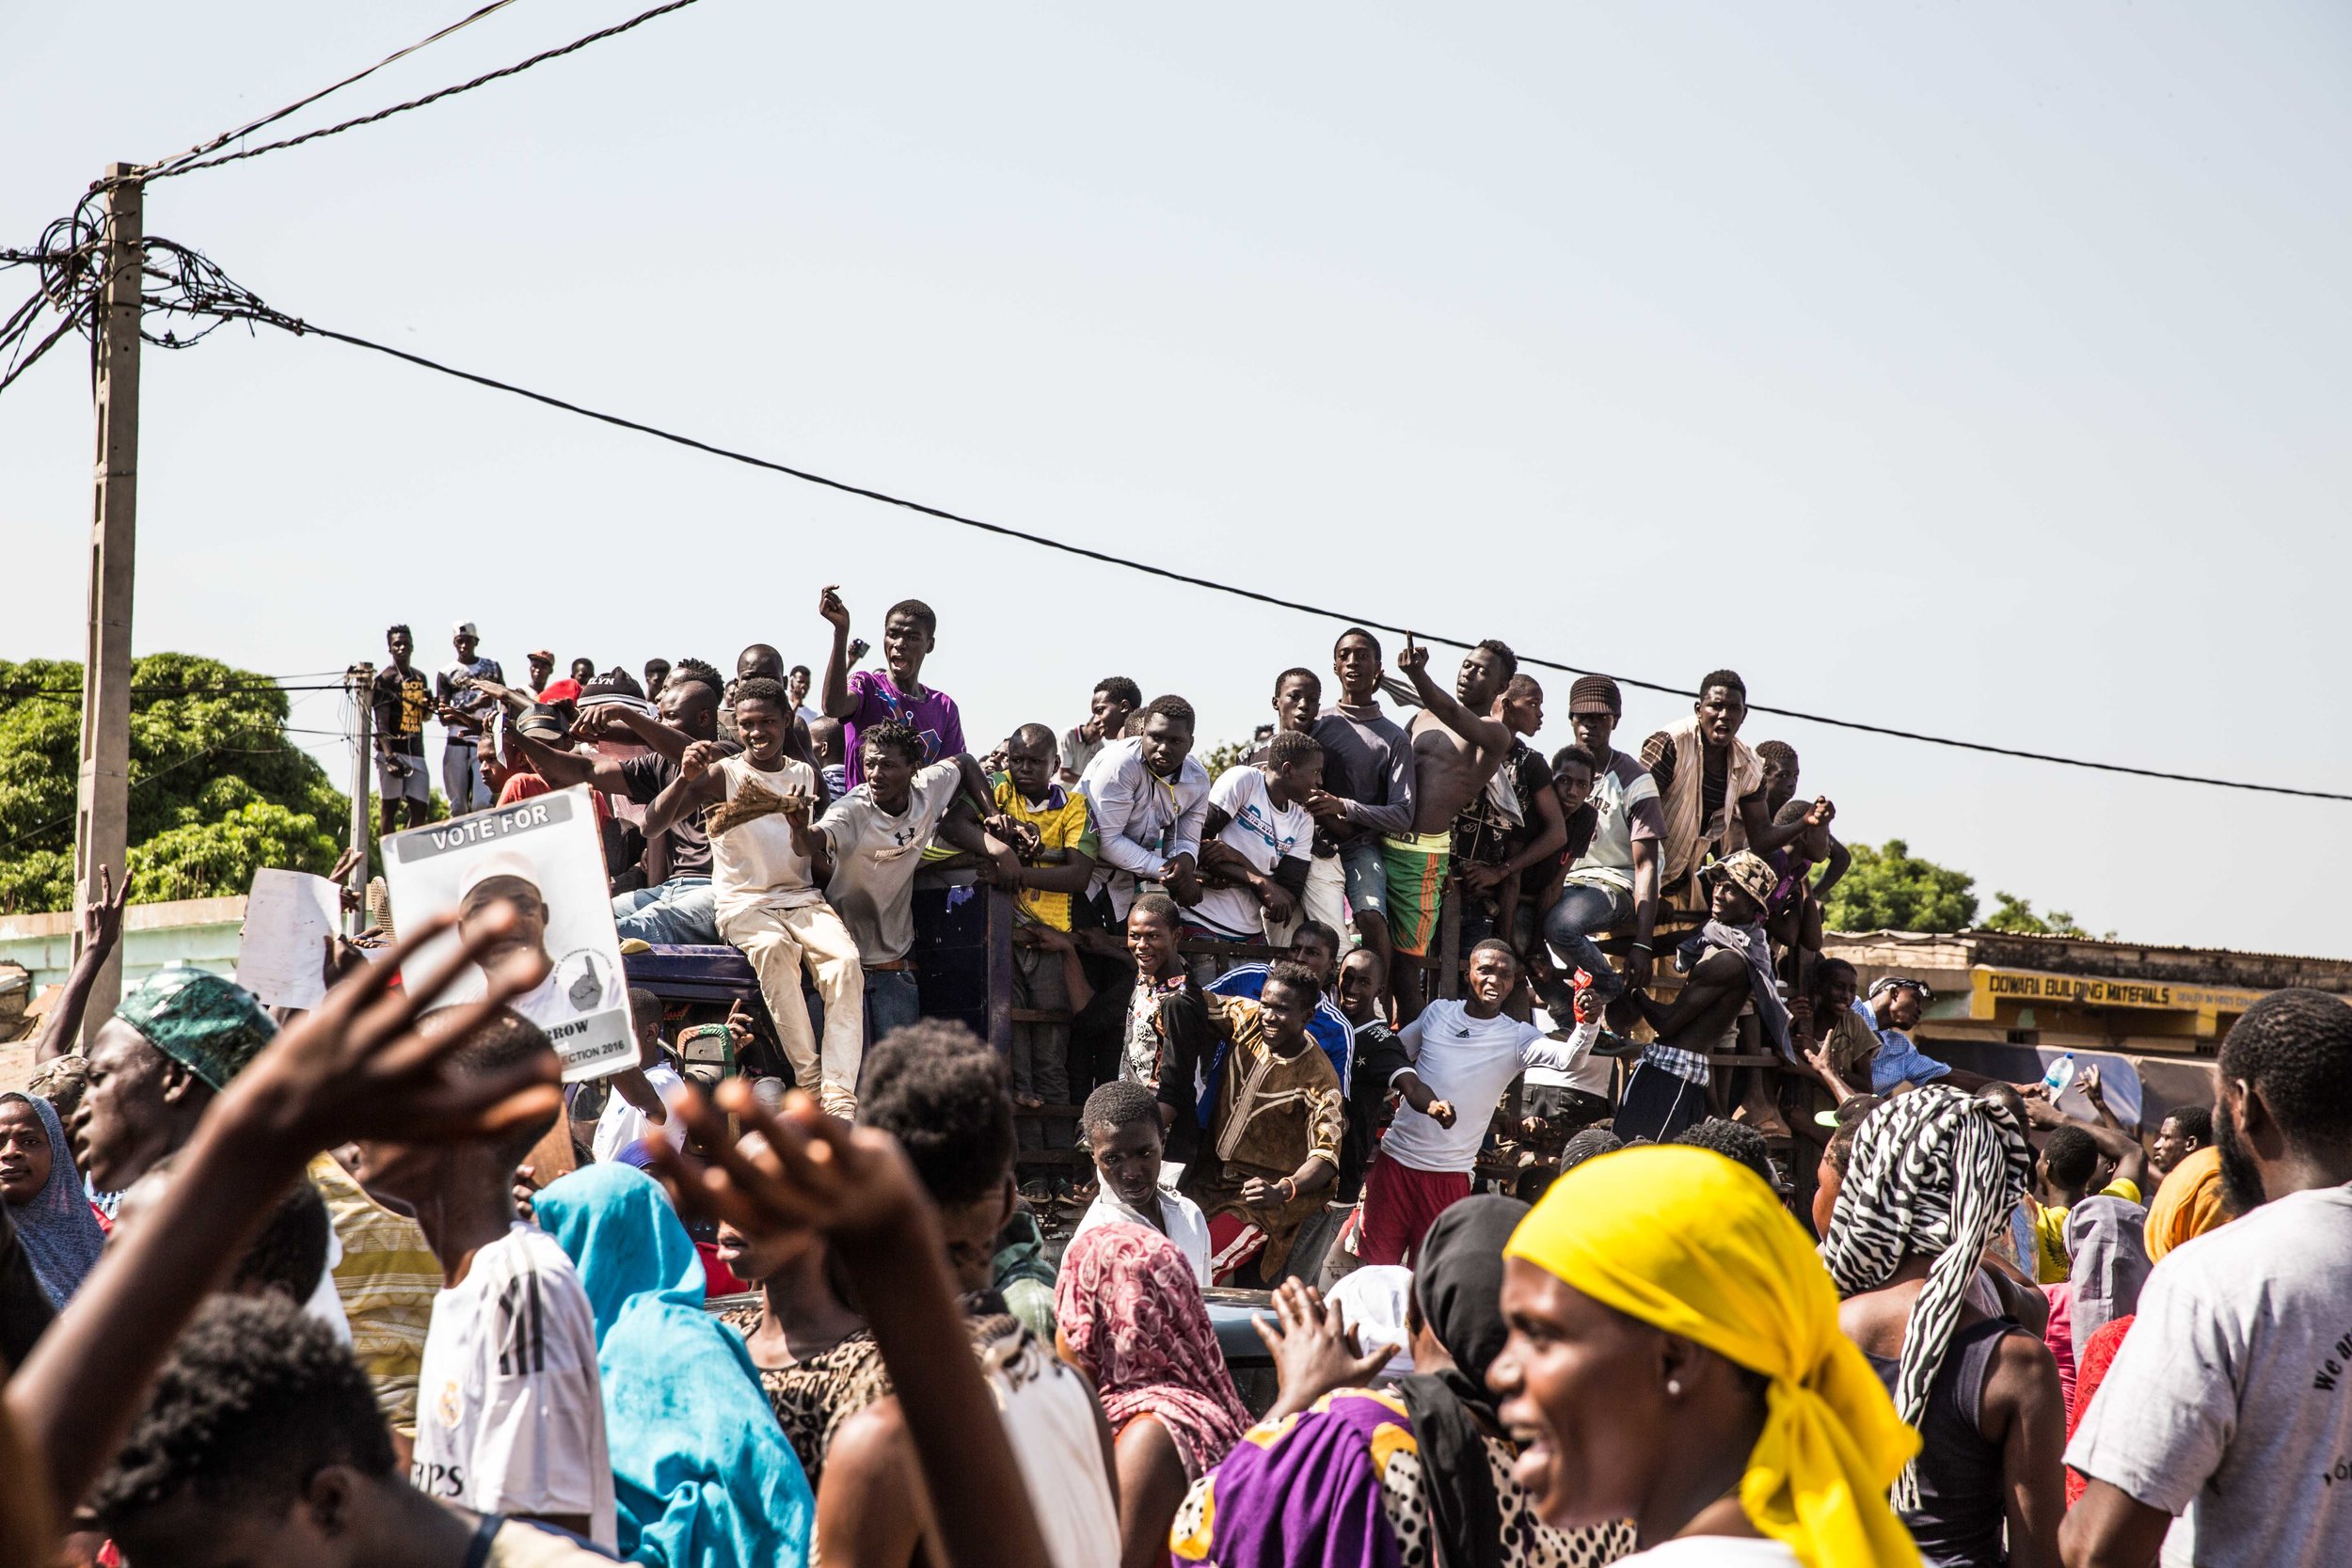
[
  {"x1": 71, "y1": 164, "x2": 142, "y2": 1044},
  {"x1": 345, "y1": 663, "x2": 375, "y2": 935}
]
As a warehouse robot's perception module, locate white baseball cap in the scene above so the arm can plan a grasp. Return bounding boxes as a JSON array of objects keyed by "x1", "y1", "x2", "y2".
[{"x1": 453, "y1": 620, "x2": 479, "y2": 639}]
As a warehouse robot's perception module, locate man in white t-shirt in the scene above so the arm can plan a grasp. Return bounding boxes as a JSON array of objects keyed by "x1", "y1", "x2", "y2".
[
  {"x1": 350, "y1": 1009, "x2": 616, "y2": 1547},
  {"x1": 1067, "y1": 1079, "x2": 1212, "y2": 1285},
  {"x1": 1187, "y1": 730, "x2": 1323, "y2": 944},
  {"x1": 810, "y1": 718, "x2": 997, "y2": 1048},
  {"x1": 1360, "y1": 941, "x2": 1590, "y2": 1267},
  {"x1": 2063, "y1": 989, "x2": 2352, "y2": 1568},
  {"x1": 590, "y1": 988, "x2": 686, "y2": 1168},
  {"x1": 644, "y1": 675, "x2": 864, "y2": 1116}
]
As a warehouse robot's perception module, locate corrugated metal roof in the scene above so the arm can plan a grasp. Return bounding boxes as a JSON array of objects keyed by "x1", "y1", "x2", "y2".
[{"x1": 1828, "y1": 927, "x2": 2352, "y2": 971}]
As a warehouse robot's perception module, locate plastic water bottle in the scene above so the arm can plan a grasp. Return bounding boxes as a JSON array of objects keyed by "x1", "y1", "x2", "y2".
[{"x1": 2041, "y1": 1052, "x2": 2077, "y2": 1098}]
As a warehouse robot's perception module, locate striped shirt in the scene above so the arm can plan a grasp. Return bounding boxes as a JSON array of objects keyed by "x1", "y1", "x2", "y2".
[{"x1": 310, "y1": 1153, "x2": 441, "y2": 1436}]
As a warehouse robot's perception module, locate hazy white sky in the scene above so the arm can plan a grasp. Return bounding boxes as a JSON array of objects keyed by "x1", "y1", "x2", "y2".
[{"x1": 5, "y1": 2, "x2": 2347, "y2": 953}]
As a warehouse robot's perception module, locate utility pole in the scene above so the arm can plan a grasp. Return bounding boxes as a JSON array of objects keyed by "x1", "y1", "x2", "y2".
[
  {"x1": 71, "y1": 164, "x2": 141, "y2": 1044},
  {"x1": 345, "y1": 663, "x2": 375, "y2": 935}
]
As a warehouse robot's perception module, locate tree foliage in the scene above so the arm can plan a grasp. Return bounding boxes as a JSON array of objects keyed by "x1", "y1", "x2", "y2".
[
  {"x1": 1819, "y1": 838, "x2": 1981, "y2": 934},
  {"x1": 0, "y1": 654, "x2": 348, "y2": 913},
  {"x1": 1981, "y1": 891, "x2": 2106, "y2": 941},
  {"x1": 1201, "y1": 739, "x2": 1251, "y2": 779}
]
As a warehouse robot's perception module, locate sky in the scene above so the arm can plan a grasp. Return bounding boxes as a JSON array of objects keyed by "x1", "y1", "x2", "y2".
[{"x1": 4, "y1": 2, "x2": 2348, "y2": 954}]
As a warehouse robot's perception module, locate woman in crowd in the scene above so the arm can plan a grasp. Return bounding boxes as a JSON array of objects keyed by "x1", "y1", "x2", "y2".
[
  {"x1": 0, "y1": 1088, "x2": 106, "y2": 1307},
  {"x1": 714, "y1": 1216, "x2": 882, "y2": 1488},
  {"x1": 2061, "y1": 1144, "x2": 2230, "y2": 1504},
  {"x1": 1056, "y1": 1222, "x2": 1252, "y2": 1568},
  {"x1": 1820, "y1": 1086, "x2": 2063, "y2": 1568},
  {"x1": 1492, "y1": 1145, "x2": 1919, "y2": 1568},
  {"x1": 536, "y1": 1162, "x2": 815, "y2": 1568},
  {"x1": 1175, "y1": 1196, "x2": 1632, "y2": 1568}
]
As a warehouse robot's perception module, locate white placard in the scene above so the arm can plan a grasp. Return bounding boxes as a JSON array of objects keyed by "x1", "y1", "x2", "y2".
[
  {"x1": 381, "y1": 785, "x2": 631, "y2": 1082},
  {"x1": 235, "y1": 869, "x2": 344, "y2": 1009}
]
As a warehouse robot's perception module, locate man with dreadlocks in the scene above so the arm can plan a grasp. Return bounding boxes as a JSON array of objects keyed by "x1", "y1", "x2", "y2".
[{"x1": 1821, "y1": 1085, "x2": 2066, "y2": 1568}]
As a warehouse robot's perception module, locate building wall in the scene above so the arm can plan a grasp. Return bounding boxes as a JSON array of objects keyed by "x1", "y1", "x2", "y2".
[{"x1": 0, "y1": 895, "x2": 246, "y2": 1000}]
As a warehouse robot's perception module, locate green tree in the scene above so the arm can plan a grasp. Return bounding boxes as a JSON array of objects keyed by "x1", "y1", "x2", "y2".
[
  {"x1": 1819, "y1": 838, "x2": 1980, "y2": 933},
  {"x1": 1981, "y1": 891, "x2": 2104, "y2": 940},
  {"x1": 1202, "y1": 739, "x2": 1250, "y2": 778},
  {"x1": 0, "y1": 653, "x2": 350, "y2": 913}
]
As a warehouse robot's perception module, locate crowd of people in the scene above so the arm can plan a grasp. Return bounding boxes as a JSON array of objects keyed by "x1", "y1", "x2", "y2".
[{"x1": 0, "y1": 592, "x2": 2344, "y2": 1568}]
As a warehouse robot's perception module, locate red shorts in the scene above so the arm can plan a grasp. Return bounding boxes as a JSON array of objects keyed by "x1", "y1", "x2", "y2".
[
  {"x1": 1204, "y1": 1212, "x2": 1271, "y2": 1285},
  {"x1": 1359, "y1": 1157, "x2": 1472, "y2": 1267}
]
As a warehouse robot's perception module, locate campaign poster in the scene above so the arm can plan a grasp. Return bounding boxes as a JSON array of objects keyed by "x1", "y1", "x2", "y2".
[{"x1": 381, "y1": 785, "x2": 631, "y2": 1082}]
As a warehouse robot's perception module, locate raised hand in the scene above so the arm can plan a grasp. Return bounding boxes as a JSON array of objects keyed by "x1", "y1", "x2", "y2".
[
  {"x1": 681, "y1": 739, "x2": 723, "y2": 781},
  {"x1": 818, "y1": 585, "x2": 851, "y2": 631},
  {"x1": 647, "y1": 1079, "x2": 930, "y2": 1253},
  {"x1": 81, "y1": 863, "x2": 130, "y2": 954},
  {"x1": 1395, "y1": 634, "x2": 1429, "y2": 677},
  {"x1": 223, "y1": 908, "x2": 559, "y2": 1159},
  {"x1": 1254, "y1": 1279, "x2": 1393, "y2": 1419}
]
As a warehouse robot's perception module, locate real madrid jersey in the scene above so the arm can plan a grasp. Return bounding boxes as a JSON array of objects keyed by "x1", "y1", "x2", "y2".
[{"x1": 410, "y1": 1223, "x2": 615, "y2": 1547}]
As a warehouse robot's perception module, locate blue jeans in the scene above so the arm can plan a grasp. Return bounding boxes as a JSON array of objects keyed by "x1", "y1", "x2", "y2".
[
  {"x1": 864, "y1": 969, "x2": 922, "y2": 1044},
  {"x1": 611, "y1": 877, "x2": 718, "y2": 945},
  {"x1": 1543, "y1": 880, "x2": 1631, "y2": 998}
]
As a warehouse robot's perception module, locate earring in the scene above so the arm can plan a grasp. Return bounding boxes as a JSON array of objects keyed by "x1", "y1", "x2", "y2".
[{"x1": 1666, "y1": 1378, "x2": 1683, "y2": 1398}]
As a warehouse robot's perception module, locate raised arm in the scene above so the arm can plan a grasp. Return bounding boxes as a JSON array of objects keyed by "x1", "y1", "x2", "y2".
[
  {"x1": 35, "y1": 864, "x2": 129, "y2": 1063},
  {"x1": 505, "y1": 728, "x2": 624, "y2": 793},
  {"x1": 818, "y1": 586, "x2": 859, "y2": 721},
  {"x1": 7, "y1": 911, "x2": 558, "y2": 1527},
  {"x1": 1395, "y1": 637, "x2": 1510, "y2": 758},
  {"x1": 602, "y1": 705, "x2": 695, "y2": 765},
  {"x1": 649, "y1": 1086, "x2": 1055, "y2": 1568}
]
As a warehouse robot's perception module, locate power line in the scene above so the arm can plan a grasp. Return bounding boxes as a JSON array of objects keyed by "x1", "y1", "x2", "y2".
[
  {"x1": 186, "y1": 303, "x2": 2347, "y2": 805},
  {"x1": 8, "y1": 214, "x2": 2341, "y2": 806},
  {"x1": 142, "y1": 0, "x2": 531, "y2": 178},
  {"x1": 0, "y1": 730, "x2": 317, "y2": 858},
  {"x1": 0, "y1": 682, "x2": 347, "y2": 699},
  {"x1": 146, "y1": 0, "x2": 706, "y2": 181}
]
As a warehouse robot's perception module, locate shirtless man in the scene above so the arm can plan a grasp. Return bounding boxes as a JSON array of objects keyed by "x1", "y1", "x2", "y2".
[
  {"x1": 1384, "y1": 635, "x2": 1517, "y2": 1017},
  {"x1": 1609, "y1": 870, "x2": 1772, "y2": 1145}
]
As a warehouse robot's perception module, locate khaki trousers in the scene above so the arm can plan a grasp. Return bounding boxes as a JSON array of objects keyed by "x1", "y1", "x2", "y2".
[{"x1": 722, "y1": 901, "x2": 866, "y2": 1117}]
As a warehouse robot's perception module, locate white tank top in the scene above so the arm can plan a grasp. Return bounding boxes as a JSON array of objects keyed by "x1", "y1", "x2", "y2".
[{"x1": 709, "y1": 752, "x2": 823, "y2": 923}]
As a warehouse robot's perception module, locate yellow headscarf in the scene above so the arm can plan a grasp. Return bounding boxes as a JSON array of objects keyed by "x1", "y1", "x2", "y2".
[
  {"x1": 2143, "y1": 1145, "x2": 2228, "y2": 1262},
  {"x1": 1505, "y1": 1146, "x2": 1920, "y2": 1568}
]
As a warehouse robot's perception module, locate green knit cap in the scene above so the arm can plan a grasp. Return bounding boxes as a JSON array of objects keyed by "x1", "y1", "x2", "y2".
[{"x1": 114, "y1": 967, "x2": 278, "y2": 1091}]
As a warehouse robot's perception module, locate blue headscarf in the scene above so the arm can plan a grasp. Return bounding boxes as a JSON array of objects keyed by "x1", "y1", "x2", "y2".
[
  {"x1": 1, "y1": 1091, "x2": 106, "y2": 1307},
  {"x1": 535, "y1": 1164, "x2": 812, "y2": 1568}
]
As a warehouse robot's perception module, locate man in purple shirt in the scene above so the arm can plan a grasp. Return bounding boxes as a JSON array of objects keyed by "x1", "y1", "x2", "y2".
[{"x1": 817, "y1": 586, "x2": 965, "y2": 788}]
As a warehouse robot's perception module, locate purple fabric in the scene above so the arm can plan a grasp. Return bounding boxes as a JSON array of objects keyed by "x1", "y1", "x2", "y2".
[
  {"x1": 1190, "y1": 1390, "x2": 1405, "y2": 1568},
  {"x1": 841, "y1": 670, "x2": 964, "y2": 787}
]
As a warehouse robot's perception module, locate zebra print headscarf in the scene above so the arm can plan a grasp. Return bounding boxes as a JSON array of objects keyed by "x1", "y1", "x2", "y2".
[{"x1": 1818, "y1": 1085, "x2": 2031, "y2": 1510}]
